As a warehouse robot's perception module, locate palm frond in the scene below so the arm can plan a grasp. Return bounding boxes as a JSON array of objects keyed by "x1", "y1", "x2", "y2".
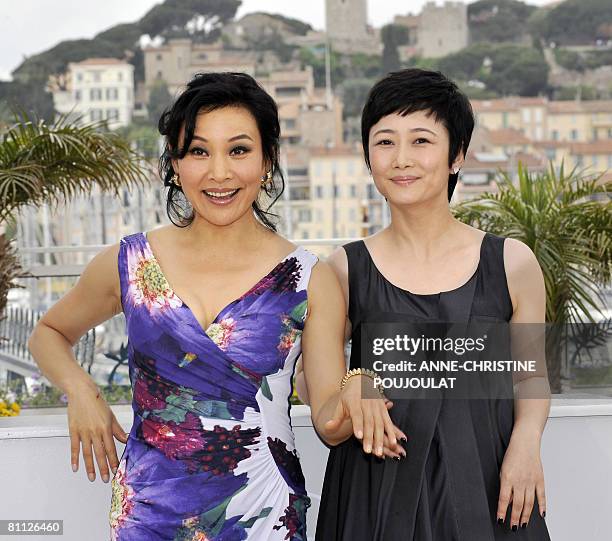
[
  {"x1": 0, "y1": 110, "x2": 150, "y2": 222},
  {"x1": 453, "y1": 161, "x2": 611, "y2": 324}
]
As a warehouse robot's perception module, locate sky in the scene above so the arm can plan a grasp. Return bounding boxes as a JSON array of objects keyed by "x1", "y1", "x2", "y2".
[{"x1": 0, "y1": 0, "x2": 557, "y2": 80}]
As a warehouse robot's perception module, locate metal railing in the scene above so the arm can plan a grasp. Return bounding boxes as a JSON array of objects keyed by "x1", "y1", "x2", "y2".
[{"x1": 0, "y1": 307, "x2": 95, "y2": 378}]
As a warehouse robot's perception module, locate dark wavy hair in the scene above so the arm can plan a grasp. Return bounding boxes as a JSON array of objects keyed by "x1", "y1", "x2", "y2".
[
  {"x1": 361, "y1": 69, "x2": 474, "y2": 201},
  {"x1": 158, "y1": 72, "x2": 284, "y2": 230}
]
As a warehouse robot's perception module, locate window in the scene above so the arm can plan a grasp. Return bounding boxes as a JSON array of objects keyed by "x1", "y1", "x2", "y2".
[
  {"x1": 534, "y1": 109, "x2": 543, "y2": 122},
  {"x1": 575, "y1": 155, "x2": 583, "y2": 166},
  {"x1": 284, "y1": 118, "x2": 296, "y2": 130},
  {"x1": 90, "y1": 109, "x2": 103, "y2": 122},
  {"x1": 522, "y1": 109, "x2": 531, "y2": 122},
  {"x1": 551, "y1": 130, "x2": 559, "y2": 141},
  {"x1": 333, "y1": 185, "x2": 340, "y2": 197},
  {"x1": 75, "y1": 90, "x2": 82, "y2": 101},
  {"x1": 90, "y1": 88, "x2": 102, "y2": 101},
  {"x1": 76, "y1": 73, "x2": 83, "y2": 82},
  {"x1": 502, "y1": 112, "x2": 509, "y2": 128},
  {"x1": 156, "y1": 54, "x2": 163, "y2": 61},
  {"x1": 92, "y1": 71, "x2": 101, "y2": 82},
  {"x1": 297, "y1": 209, "x2": 311, "y2": 222},
  {"x1": 301, "y1": 230, "x2": 309, "y2": 239},
  {"x1": 571, "y1": 129, "x2": 579, "y2": 140},
  {"x1": 276, "y1": 86, "x2": 302, "y2": 98},
  {"x1": 592, "y1": 155, "x2": 599, "y2": 167},
  {"x1": 349, "y1": 208, "x2": 356, "y2": 221},
  {"x1": 347, "y1": 160, "x2": 355, "y2": 175},
  {"x1": 545, "y1": 148, "x2": 556, "y2": 161},
  {"x1": 106, "y1": 88, "x2": 118, "y2": 100},
  {"x1": 107, "y1": 109, "x2": 120, "y2": 121},
  {"x1": 315, "y1": 186, "x2": 323, "y2": 198},
  {"x1": 118, "y1": 72, "x2": 123, "y2": 82},
  {"x1": 366, "y1": 184, "x2": 376, "y2": 199},
  {"x1": 349, "y1": 184, "x2": 357, "y2": 198}
]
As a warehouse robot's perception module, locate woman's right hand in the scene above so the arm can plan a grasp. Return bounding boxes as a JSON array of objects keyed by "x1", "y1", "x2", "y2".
[{"x1": 67, "y1": 384, "x2": 128, "y2": 483}]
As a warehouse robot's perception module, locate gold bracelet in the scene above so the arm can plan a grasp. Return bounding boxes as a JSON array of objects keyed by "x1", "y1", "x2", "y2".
[{"x1": 340, "y1": 368, "x2": 385, "y2": 396}]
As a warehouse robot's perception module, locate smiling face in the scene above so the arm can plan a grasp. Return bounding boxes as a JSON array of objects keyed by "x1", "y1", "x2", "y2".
[
  {"x1": 368, "y1": 110, "x2": 463, "y2": 207},
  {"x1": 171, "y1": 106, "x2": 268, "y2": 227}
]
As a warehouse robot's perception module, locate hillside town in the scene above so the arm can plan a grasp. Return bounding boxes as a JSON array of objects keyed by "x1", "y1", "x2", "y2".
[{"x1": 3, "y1": 0, "x2": 611, "y2": 308}]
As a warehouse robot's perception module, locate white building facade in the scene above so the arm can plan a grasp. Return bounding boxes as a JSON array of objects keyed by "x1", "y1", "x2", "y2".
[{"x1": 51, "y1": 58, "x2": 134, "y2": 129}]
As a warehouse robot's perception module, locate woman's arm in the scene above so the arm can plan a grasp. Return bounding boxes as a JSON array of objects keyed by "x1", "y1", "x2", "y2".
[
  {"x1": 295, "y1": 247, "x2": 351, "y2": 405},
  {"x1": 28, "y1": 243, "x2": 129, "y2": 483},
  {"x1": 301, "y1": 259, "x2": 405, "y2": 456},
  {"x1": 496, "y1": 238, "x2": 551, "y2": 529}
]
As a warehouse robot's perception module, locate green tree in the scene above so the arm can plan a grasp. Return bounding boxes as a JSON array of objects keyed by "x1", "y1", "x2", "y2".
[
  {"x1": 454, "y1": 164, "x2": 611, "y2": 392},
  {"x1": 340, "y1": 78, "x2": 376, "y2": 118},
  {"x1": 533, "y1": 0, "x2": 612, "y2": 46},
  {"x1": 468, "y1": 0, "x2": 536, "y2": 43},
  {"x1": 554, "y1": 48, "x2": 586, "y2": 72},
  {"x1": 140, "y1": 0, "x2": 240, "y2": 42},
  {"x1": 381, "y1": 24, "x2": 409, "y2": 74},
  {"x1": 0, "y1": 113, "x2": 148, "y2": 310},
  {"x1": 485, "y1": 45, "x2": 549, "y2": 96},
  {"x1": 115, "y1": 121, "x2": 161, "y2": 160},
  {"x1": 148, "y1": 80, "x2": 173, "y2": 127}
]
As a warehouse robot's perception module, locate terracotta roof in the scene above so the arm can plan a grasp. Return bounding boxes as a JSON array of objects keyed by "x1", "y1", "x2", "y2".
[
  {"x1": 310, "y1": 146, "x2": 363, "y2": 157},
  {"x1": 72, "y1": 58, "x2": 127, "y2": 66},
  {"x1": 548, "y1": 100, "x2": 612, "y2": 114},
  {"x1": 463, "y1": 150, "x2": 545, "y2": 170},
  {"x1": 568, "y1": 140, "x2": 612, "y2": 154},
  {"x1": 488, "y1": 128, "x2": 531, "y2": 146},
  {"x1": 471, "y1": 97, "x2": 548, "y2": 112}
]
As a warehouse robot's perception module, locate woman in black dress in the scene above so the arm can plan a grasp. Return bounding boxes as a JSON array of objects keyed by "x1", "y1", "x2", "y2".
[{"x1": 299, "y1": 69, "x2": 552, "y2": 540}]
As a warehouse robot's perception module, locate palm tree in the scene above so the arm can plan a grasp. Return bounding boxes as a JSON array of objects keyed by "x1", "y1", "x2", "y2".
[
  {"x1": 453, "y1": 162, "x2": 611, "y2": 392},
  {"x1": 0, "y1": 111, "x2": 149, "y2": 311}
]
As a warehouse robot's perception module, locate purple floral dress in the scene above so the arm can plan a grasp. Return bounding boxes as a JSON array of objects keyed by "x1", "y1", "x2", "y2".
[{"x1": 109, "y1": 232, "x2": 317, "y2": 541}]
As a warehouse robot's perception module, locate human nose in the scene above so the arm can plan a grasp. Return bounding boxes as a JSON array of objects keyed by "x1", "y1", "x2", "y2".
[
  {"x1": 393, "y1": 141, "x2": 414, "y2": 169},
  {"x1": 209, "y1": 154, "x2": 231, "y2": 183}
]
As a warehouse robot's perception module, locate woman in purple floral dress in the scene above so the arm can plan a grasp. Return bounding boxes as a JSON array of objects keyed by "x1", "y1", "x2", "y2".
[{"x1": 28, "y1": 72, "x2": 404, "y2": 541}]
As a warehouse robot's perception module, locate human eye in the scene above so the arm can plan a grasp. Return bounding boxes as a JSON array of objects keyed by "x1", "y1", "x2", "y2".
[
  {"x1": 375, "y1": 139, "x2": 393, "y2": 146},
  {"x1": 230, "y1": 145, "x2": 251, "y2": 156},
  {"x1": 414, "y1": 137, "x2": 431, "y2": 145},
  {"x1": 188, "y1": 146, "x2": 207, "y2": 157}
]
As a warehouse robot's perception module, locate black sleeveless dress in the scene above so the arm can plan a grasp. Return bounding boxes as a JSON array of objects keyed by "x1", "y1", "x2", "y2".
[{"x1": 316, "y1": 233, "x2": 551, "y2": 541}]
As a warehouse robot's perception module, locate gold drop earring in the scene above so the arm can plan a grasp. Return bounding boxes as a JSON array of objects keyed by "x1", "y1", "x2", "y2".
[
  {"x1": 261, "y1": 170, "x2": 272, "y2": 187},
  {"x1": 171, "y1": 173, "x2": 181, "y2": 187}
]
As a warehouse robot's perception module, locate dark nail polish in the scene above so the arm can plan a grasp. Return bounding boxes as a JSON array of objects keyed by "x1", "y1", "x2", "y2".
[
  {"x1": 512, "y1": 524, "x2": 517, "y2": 531},
  {"x1": 400, "y1": 436, "x2": 407, "y2": 442},
  {"x1": 542, "y1": 511, "x2": 546, "y2": 519},
  {"x1": 497, "y1": 517, "x2": 504, "y2": 525},
  {"x1": 393, "y1": 456, "x2": 401, "y2": 461},
  {"x1": 521, "y1": 523, "x2": 527, "y2": 529}
]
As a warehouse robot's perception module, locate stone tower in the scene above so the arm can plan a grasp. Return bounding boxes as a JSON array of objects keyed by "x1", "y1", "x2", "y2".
[
  {"x1": 325, "y1": 0, "x2": 380, "y2": 54},
  {"x1": 418, "y1": 1, "x2": 469, "y2": 58}
]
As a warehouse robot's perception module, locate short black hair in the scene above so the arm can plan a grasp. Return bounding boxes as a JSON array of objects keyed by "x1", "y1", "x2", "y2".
[
  {"x1": 158, "y1": 72, "x2": 284, "y2": 230},
  {"x1": 361, "y1": 69, "x2": 474, "y2": 201}
]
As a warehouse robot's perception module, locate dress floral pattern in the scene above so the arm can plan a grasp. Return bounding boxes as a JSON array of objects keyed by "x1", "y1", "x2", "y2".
[{"x1": 110, "y1": 233, "x2": 317, "y2": 540}]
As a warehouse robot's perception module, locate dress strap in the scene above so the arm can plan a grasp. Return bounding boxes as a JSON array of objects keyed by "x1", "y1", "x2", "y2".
[
  {"x1": 342, "y1": 240, "x2": 372, "y2": 328},
  {"x1": 474, "y1": 233, "x2": 514, "y2": 320},
  {"x1": 117, "y1": 233, "x2": 147, "y2": 317}
]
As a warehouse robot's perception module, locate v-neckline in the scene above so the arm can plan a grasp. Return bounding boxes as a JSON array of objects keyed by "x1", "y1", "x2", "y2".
[{"x1": 141, "y1": 232, "x2": 302, "y2": 337}]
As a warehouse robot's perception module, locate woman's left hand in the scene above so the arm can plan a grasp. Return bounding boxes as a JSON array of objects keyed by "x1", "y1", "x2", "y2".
[{"x1": 496, "y1": 427, "x2": 546, "y2": 530}]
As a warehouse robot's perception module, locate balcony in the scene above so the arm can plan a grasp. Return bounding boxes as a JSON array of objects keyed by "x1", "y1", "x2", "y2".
[{"x1": 1, "y1": 241, "x2": 611, "y2": 540}]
